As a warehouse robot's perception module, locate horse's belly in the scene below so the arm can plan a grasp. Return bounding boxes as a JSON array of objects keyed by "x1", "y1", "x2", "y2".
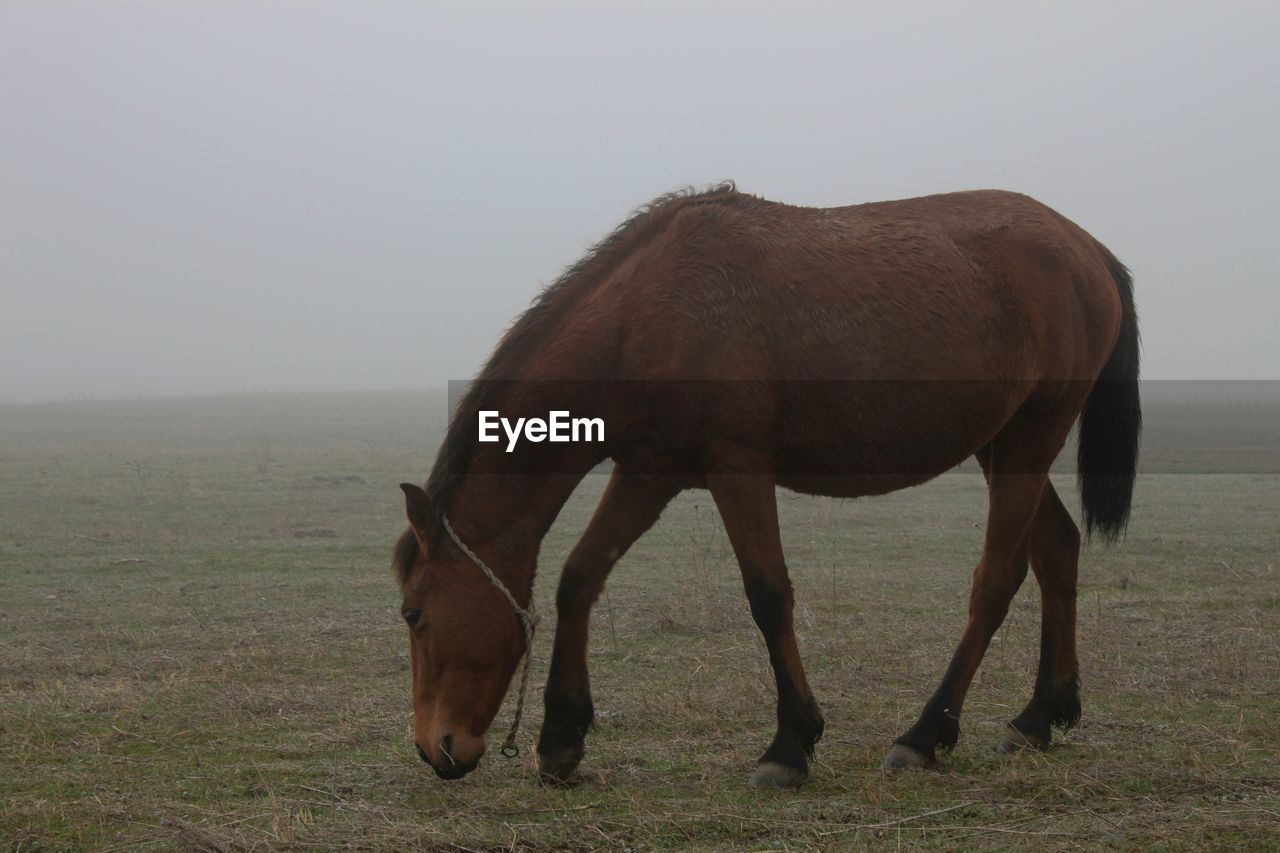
[
  {"x1": 773, "y1": 443, "x2": 969, "y2": 498},
  {"x1": 775, "y1": 470, "x2": 941, "y2": 498},
  {"x1": 771, "y1": 380, "x2": 1022, "y2": 496}
]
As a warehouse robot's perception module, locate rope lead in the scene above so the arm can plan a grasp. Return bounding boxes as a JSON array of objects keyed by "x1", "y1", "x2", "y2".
[{"x1": 440, "y1": 514, "x2": 539, "y2": 760}]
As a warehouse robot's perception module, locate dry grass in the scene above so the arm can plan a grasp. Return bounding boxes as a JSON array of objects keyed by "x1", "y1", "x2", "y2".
[{"x1": 1, "y1": 392, "x2": 1277, "y2": 850}]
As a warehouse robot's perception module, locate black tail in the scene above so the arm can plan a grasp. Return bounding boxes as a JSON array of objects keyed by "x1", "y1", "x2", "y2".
[{"x1": 1077, "y1": 248, "x2": 1142, "y2": 543}]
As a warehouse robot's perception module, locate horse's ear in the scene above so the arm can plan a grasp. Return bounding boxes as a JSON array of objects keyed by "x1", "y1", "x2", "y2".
[{"x1": 400, "y1": 483, "x2": 436, "y2": 546}]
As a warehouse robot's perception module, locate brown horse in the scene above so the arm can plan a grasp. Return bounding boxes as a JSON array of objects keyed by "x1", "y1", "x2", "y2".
[{"x1": 394, "y1": 184, "x2": 1140, "y2": 786}]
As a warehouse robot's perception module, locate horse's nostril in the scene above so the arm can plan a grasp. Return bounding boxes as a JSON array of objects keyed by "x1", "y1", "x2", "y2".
[
  {"x1": 415, "y1": 743, "x2": 430, "y2": 764},
  {"x1": 439, "y1": 733, "x2": 456, "y2": 766}
]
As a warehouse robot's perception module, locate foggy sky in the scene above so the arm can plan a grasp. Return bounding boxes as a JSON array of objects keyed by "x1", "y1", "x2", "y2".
[{"x1": 2, "y1": 1, "x2": 1277, "y2": 402}]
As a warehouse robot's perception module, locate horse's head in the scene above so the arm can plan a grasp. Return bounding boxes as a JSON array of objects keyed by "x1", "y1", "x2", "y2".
[{"x1": 394, "y1": 483, "x2": 527, "y2": 780}]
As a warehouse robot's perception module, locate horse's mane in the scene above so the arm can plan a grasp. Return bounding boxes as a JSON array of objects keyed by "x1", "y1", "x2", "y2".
[{"x1": 416, "y1": 182, "x2": 739, "y2": 540}]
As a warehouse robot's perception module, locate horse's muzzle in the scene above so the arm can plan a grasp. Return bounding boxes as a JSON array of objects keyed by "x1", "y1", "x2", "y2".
[{"x1": 416, "y1": 737, "x2": 480, "y2": 780}]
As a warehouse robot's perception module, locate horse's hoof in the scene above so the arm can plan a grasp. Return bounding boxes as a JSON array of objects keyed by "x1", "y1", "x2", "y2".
[
  {"x1": 536, "y1": 745, "x2": 584, "y2": 785},
  {"x1": 749, "y1": 761, "x2": 808, "y2": 788},
  {"x1": 881, "y1": 743, "x2": 935, "y2": 771},
  {"x1": 996, "y1": 724, "x2": 1049, "y2": 753}
]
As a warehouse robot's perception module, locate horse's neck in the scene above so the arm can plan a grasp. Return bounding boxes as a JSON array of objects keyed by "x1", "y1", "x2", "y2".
[
  {"x1": 448, "y1": 468, "x2": 591, "y2": 550},
  {"x1": 444, "y1": 434, "x2": 605, "y2": 580},
  {"x1": 445, "y1": 342, "x2": 611, "y2": 566}
]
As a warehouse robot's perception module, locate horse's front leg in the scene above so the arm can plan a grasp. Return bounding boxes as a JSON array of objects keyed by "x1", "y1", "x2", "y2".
[
  {"x1": 709, "y1": 473, "x2": 825, "y2": 787},
  {"x1": 537, "y1": 468, "x2": 677, "y2": 783}
]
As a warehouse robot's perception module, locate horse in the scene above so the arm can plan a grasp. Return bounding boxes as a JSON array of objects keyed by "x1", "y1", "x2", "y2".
[{"x1": 393, "y1": 183, "x2": 1140, "y2": 786}]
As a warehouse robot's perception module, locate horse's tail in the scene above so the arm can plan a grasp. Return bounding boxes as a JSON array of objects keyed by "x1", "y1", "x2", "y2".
[{"x1": 1077, "y1": 247, "x2": 1142, "y2": 543}]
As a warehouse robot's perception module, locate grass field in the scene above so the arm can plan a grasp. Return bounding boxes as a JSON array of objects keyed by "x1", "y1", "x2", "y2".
[{"x1": 2, "y1": 391, "x2": 1277, "y2": 849}]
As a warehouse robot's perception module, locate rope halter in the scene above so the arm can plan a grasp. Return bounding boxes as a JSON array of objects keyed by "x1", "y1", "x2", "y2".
[{"x1": 439, "y1": 513, "x2": 539, "y2": 759}]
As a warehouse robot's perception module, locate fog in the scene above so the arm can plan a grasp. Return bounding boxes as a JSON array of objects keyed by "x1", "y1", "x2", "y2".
[{"x1": 2, "y1": 1, "x2": 1276, "y2": 402}]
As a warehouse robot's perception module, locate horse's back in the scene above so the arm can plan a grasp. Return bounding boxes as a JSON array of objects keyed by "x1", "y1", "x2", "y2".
[
  {"x1": 595, "y1": 189, "x2": 1126, "y2": 493},
  {"x1": 615, "y1": 189, "x2": 1120, "y2": 384}
]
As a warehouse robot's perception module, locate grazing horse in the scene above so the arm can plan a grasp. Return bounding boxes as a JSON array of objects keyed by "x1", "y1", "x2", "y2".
[{"x1": 394, "y1": 184, "x2": 1140, "y2": 786}]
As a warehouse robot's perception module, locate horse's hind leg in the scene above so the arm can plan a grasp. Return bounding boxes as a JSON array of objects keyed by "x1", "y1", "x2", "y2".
[
  {"x1": 708, "y1": 472, "x2": 825, "y2": 788},
  {"x1": 537, "y1": 468, "x2": 679, "y2": 783},
  {"x1": 999, "y1": 479, "x2": 1082, "y2": 752},
  {"x1": 883, "y1": 439, "x2": 1050, "y2": 770}
]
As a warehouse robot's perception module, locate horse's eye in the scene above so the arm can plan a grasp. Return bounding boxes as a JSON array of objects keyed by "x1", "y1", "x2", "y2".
[{"x1": 403, "y1": 609, "x2": 422, "y2": 627}]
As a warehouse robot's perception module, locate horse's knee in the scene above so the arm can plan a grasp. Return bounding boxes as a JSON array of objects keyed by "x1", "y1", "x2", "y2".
[
  {"x1": 967, "y1": 573, "x2": 1023, "y2": 624},
  {"x1": 1031, "y1": 525, "x2": 1080, "y2": 597},
  {"x1": 1049, "y1": 516, "x2": 1081, "y2": 568},
  {"x1": 1031, "y1": 494, "x2": 1081, "y2": 584},
  {"x1": 742, "y1": 572, "x2": 794, "y2": 630},
  {"x1": 555, "y1": 562, "x2": 602, "y2": 614}
]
